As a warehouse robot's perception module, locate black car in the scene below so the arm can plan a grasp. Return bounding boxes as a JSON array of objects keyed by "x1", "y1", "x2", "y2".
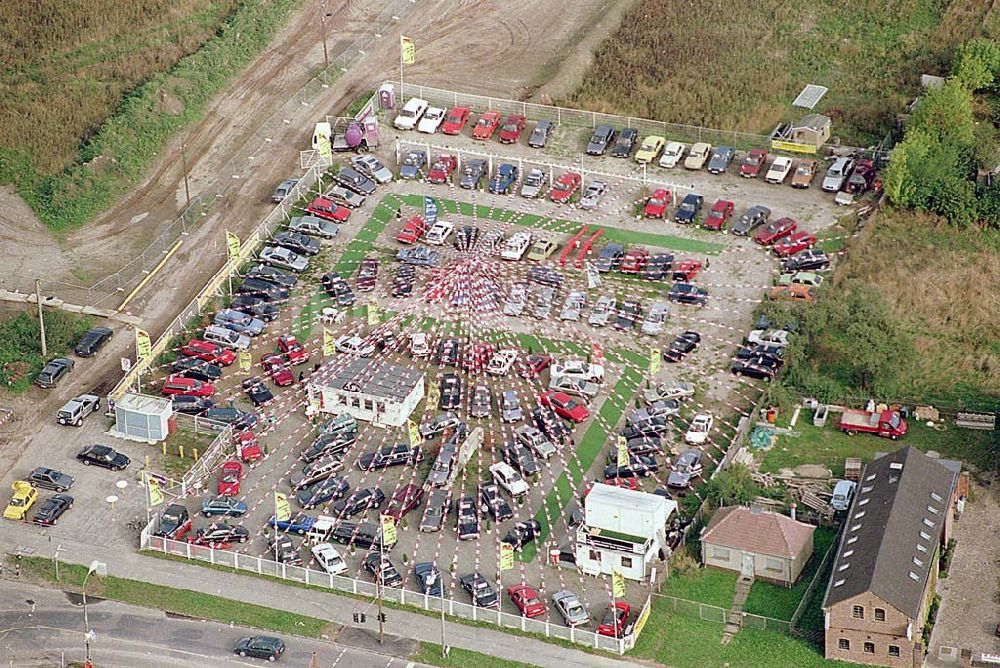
[
  {"x1": 436, "y1": 338, "x2": 461, "y2": 367},
  {"x1": 735, "y1": 344, "x2": 784, "y2": 363},
  {"x1": 155, "y1": 503, "x2": 191, "y2": 538},
  {"x1": 460, "y1": 572, "x2": 500, "y2": 608},
  {"x1": 27, "y1": 467, "x2": 74, "y2": 492},
  {"x1": 202, "y1": 405, "x2": 257, "y2": 431},
  {"x1": 391, "y1": 277, "x2": 413, "y2": 297},
  {"x1": 363, "y1": 553, "x2": 403, "y2": 587},
  {"x1": 620, "y1": 435, "x2": 664, "y2": 457},
  {"x1": 274, "y1": 231, "x2": 321, "y2": 256},
  {"x1": 459, "y1": 159, "x2": 488, "y2": 189},
  {"x1": 321, "y1": 273, "x2": 356, "y2": 306},
  {"x1": 333, "y1": 487, "x2": 386, "y2": 518},
  {"x1": 268, "y1": 534, "x2": 302, "y2": 565},
  {"x1": 242, "y1": 377, "x2": 274, "y2": 407},
  {"x1": 335, "y1": 167, "x2": 377, "y2": 196},
  {"x1": 594, "y1": 243, "x2": 625, "y2": 273},
  {"x1": 171, "y1": 358, "x2": 223, "y2": 382},
  {"x1": 454, "y1": 495, "x2": 480, "y2": 540},
  {"x1": 668, "y1": 283, "x2": 709, "y2": 306},
  {"x1": 439, "y1": 373, "x2": 462, "y2": 410},
  {"x1": 731, "y1": 205, "x2": 772, "y2": 236},
  {"x1": 414, "y1": 562, "x2": 445, "y2": 596},
  {"x1": 642, "y1": 253, "x2": 674, "y2": 280},
  {"x1": 614, "y1": 301, "x2": 642, "y2": 331},
  {"x1": 620, "y1": 420, "x2": 666, "y2": 440},
  {"x1": 330, "y1": 521, "x2": 392, "y2": 550},
  {"x1": 244, "y1": 264, "x2": 298, "y2": 288},
  {"x1": 503, "y1": 444, "x2": 541, "y2": 477},
  {"x1": 193, "y1": 522, "x2": 250, "y2": 545},
  {"x1": 454, "y1": 225, "x2": 480, "y2": 251},
  {"x1": 32, "y1": 494, "x2": 73, "y2": 526},
  {"x1": 301, "y1": 430, "x2": 357, "y2": 463},
  {"x1": 236, "y1": 277, "x2": 289, "y2": 303},
  {"x1": 478, "y1": 482, "x2": 513, "y2": 522},
  {"x1": 357, "y1": 443, "x2": 423, "y2": 471},
  {"x1": 77, "y1": 445, "x2": 129, "y2": 471},
  {"x1": 586, "y1": 124, "x2": 616, "y2": 156},
  {"x1": 611, "y1": 128, "x2": 638, "y2": 158},
  {"x1": 229, "y1": 294, "x2": 280, "y2": 321},
  {"x1": 603, "y1": 454, "x2": 658, "y2": 479},
  {"x1": 528, "y1": 120, "x2": 553, "y2": 148},
  {"x1": 531, "y1": 406, "x2": 571, "y2": 444},
  {"x1": 526, "y1": 266, "x2": 564, "y2": 288},
  {"x1": 663, "y1": 331, "x2": 701, "y2": 363},
  {"x1": 36, "y1": 358, "x2": 74, "y2": 389},
  {"x1": 782, "y1": 249, "x2": 831, "y2": 272},
  {"x1": 296, "y1": 475, "x2": 350, "y2": 509},
  {"x1": 707, "y1": 146, "x2": 736, "y2": 174},
  {"x1": 674, "y1": 194, "x2": 704, "y2": 225},
  {"x1": 501, "y1": 519, "x2": 542, "y2": 550},
  {"x1": 74, "y1": 327, "x2": 113, "y2": 357},
  {"x1": 234, "y1": 636, "x2": 285, "y2": 662},
  {"x1": 731, "y1": 356, "x2": 780, "y2": 381}
]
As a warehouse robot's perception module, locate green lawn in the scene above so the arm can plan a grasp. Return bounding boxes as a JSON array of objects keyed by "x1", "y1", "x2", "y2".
[
  {"x1": 663, "y1": 568, "x2": 738, "y2": 609},
  {"x1": 414, "y1": 643, "x2": 541, "y2": 668},
  {"x1": 743, "y1": 527, "x2": 838, "y2": 620}
]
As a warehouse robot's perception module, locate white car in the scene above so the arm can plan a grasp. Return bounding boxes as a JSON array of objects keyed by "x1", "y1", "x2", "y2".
[
  {"x1": 559, "y1": 291, "x2": 588, "y2": 321},
  {"x1": 644, "y1": 380, "x2": 695, "y2": 404},
  {"x1": 425, "y1": 221, "x2": 455, "y2": 246},
  {"x1": 259, "y1": 246, "x2": 308, "y2": 272},
  {"x1": 311, "y1": 543, "x2": 348, "y2": 575},
  {"x1": 288, "y1": 215, "x2": 339, "y2": 239},
  {"x1": 578, "y1": 180, "x2": 607, "y2": 210},
  {"x1": 489, "y1": 462, "x2": 529, "y2": 497},
  {"x1": 550, "y1": 360, "x2": 604, "y2": 384},
  {"x1": 659, "y1": 141, "x2": 687, "y2": 168},
  {"x1": 486, "y1": 349, "x2": 518, "y2": 376},
  {"x1": 685, "y1": 414, "x2": 714, "y2": 445},
  {"x1": 520, "y1": 169, "x2": 546, "y2": 198},
  {"x1": 503, "y1": 282, "x2": 528, "y2": 316},
  {"x1": 410, "y1": 332, "x2": 431, "y2": 358},
  {"x1": 641, "y1": 302, "x2": 670, "y2": 336},
  {"x1": 501, "y1": 232, "x2": 533, "y2": 261},
  {"x1": 747, "y1": 329, "x2": 792, "y2": 347},
  {"x1": 417, "y1": 106, "x2": 446, "y2": 134},
  {"x1": 548, "y1": 375, "x2": 599, "y2": 400},
  {"x1": 335, "y1": 335, "x2": 375, "y2": 357},
  {"x1": 393, "y1": 98, "x2": 428, "y2": 130},
  {"x1": 588, "y1": 295, "x2": 615, "y2": 327},
  {"x1": 684, "y1": 142, "x2": 712, "y2": 170},
  {"x1": 765, "y1": 156, "x2": 794, "y2": 185},
  {"x1": 514, "y1": 425, "x2": 557, "y2": 460},
  {"x1": 350, "y1": 155, "x2": 393, "y2": 184}
]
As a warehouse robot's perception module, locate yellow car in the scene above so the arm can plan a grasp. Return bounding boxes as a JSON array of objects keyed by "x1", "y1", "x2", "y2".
[
  {"x1": 527, "y1": 238, "x2": 558, "y2": 261},
  {"x1": 4, "y1": 481, "x2": 38, "y2": 520},
  {"x1": 635, "y1": 135, "x2": 666, "y2": 164}
]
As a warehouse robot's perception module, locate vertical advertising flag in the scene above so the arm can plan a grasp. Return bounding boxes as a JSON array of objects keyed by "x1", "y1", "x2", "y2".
[
  {"x1": 617, "y1": 435, "x2": 629, "y2": 468},
  {"x1": 424, "y1": 197, "x2": 438, "y2": 226},
  {"x1": 380, "y1": 514, "x2": 397, "y2": 545},
  {"x1": 322, "y1": 327, "x2": 335, "y2": 356},
  {"x1": 367, "y1": 300, "x2": 380, "y2": 326},
  {"x1": 135, "y1": 329, "x2": 152, "y2": 362},
  {"x1": 426, "y1": 374, "x2": 440, "y2": 407},
  {"x1": 147, "y1": 478, "x2": 164, "y2": 507},
  {"x1": 274, "y1": 493, "x2": 291, "y2": 522},
  {"x1": 238, "y1": 350, "x2": 252, "y2": 372},
  {"x1": 590, "y1": 341, "x2": 605, "y2": 362},
  {"x1": 226, "y1": 231, "x2": 241, "y2": 265},
  {"x1": 400, "y1": 36, "x2": 416, "y2": 65},
  {"x1": 499, "y1": 542, "x2": 515, "y2": 571},
  {"x1": 649, "y1": 347, "x2": 662, "y2": 376},
  {"x1": 407, "y1": 419, "x2": 421, "y2": 448},
  {"x1": 612, "y1": 570, "x2": 626, "y2": 598}
]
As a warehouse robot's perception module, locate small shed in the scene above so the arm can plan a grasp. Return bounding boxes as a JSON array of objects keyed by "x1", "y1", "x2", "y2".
[
  {"x1": 789, "y1": 114, "x2": 832, "y2": 148},
  {"x1": 112, "y1": 392, "x2": 172, "y2": 443},
  {"x1": 701, "y1": 506, "x2": 815, "y2": 586},
  {"x1": 309, "y1": 358, "x2": 424, "y2": 428}
]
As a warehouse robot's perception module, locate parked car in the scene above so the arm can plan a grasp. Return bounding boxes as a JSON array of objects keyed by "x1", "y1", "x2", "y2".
[
  {"x1": 216, "y1": 461, "x2": 243, "y2": 496},
  {"x1": 74, "y1": 327, "x2": 113, "y2": 357},
  {"x1": 611, "y1": 128, "x2": 638, "y2": 157},
  {"x1": 460, "y1": 572, "x2": 500, "y2": 609},
  {"x1": 274, "y1": 230, "x2": 321, "y2": 256},
  {"x1": 659, "y1": 141, "x2": 686, "y2": 168},
  {"x1": 503, "y1": 443, "x2": 541, "y2": 477},
  {"x1": 754, "y1": 217, "x2": 797, "y2": 245},
  {"x1": 399, "y1": 149, "x2": 428, "y2": 179},
  {"x1": 684, "y1": 142, "x2": 712, "y2": 169},
  {"x1": 578, "y1": 180, "x2": 608, "y2": 209},
  {"x1": 668, "y1": 283, "x2": 709, "y2": 306},
  {"x1": 441, "y1": 106, "x2": 471, "y2": 134},
  {"x1": 597, "y1": 602, "x2": 630, "y2": 637},
  {"x1": 502, "y1": 520, "x2": 542, "y2": 550},
  {"x1": 500, "y1": 390, "x2": 523, "y2": 423},
  {"x1": 383, "y1": 483, "x2": 424, "y2": 523},
  {"x1": 684, "y1": 414, "x2": 714, "y2": 445},
  {"x1": 615, "y1": 300, "x2": 643, "y2": 330},
  {"x1": 790, "y1": 158, "x2": 819, "y2": 188},
  {"x1": 427, "y1": 155, "x2": 458, "y2": 184},
  {"x1": 707, "y1": 146, "x2": 735, "y2": 174},
  {"x1": 350, "y1": 154, "x2": 393, "y2": 183},
  {"x1": 311, "y1": 542, "x2": 348, "y2": 575},
  {"x1": 470, "y1": 110, "x2": 502, "y2": 140},
  {"x1": 643, "y1": 189, "x2": 671, "y2": 218},
  {"x1": 501, "y1": 232, "x2": 533, "y2": 261},
  {"x1": 550, "y1": 172, "x2": 582, "y2": 203},
  {"x1": 394, "y1": 98, "x2": 429, "y2": 130},
  {"x1": 288, "y1": 215, "x2": 339, "y2": 239},
  {"x1": 414, "y1": 562, "x2": 445, "y2": 596},
  {"x1": 488, "y1": 163, "x2": 519, "y2": 194},
  {"x1": 270, "y1": 178, "x2": 299, "y2": 203},
  {"x1": 363, "y1": 553, "x2": 403, "y2": 587},
  {"x1": 641, "y1": 302, "x2": 670, "y2": 336},
  {"x1": 642, "y1": 253, "x2": 674, "y2": 281},
  {"x1": 499, "y1": 115, "x2": 526, "y2": 143},
  {"x1": 509, "y1": 584, "x2": 547, "y2": 618},
  {"x1": 774, "y1": 231, "x2": 817, "y2": 257},
  {"x1": 528, "y1": 120, "x2": 553, "y2": 148},
  {"x1": 730, "y1": 205, "x2": 772, "y2": 236},
  {"x1": 527, "y1": 238, "x2": 558, "y2": 262},
  {"x1": 36, "y1": 358, "x2": 74, "y2": 389},
  {"x1": 77, "y1": 445, "x2": 129, "y2": 470},
  {"x1": 420, "y1": 489, "x2": 451, "y2": 532},
  {"x1": 635, "y1": 135, "x2": 665, "y2": 163},
  {"x1": 663, "y1": 331, "x2": 701, "y2": 363},
  {"x1": 331, "y1": 486, "x2": 385, "y2": 517},
  {"x1": 822, "y1": 157, "x2": 855, "y2": 192},
  {"x1": 454, "y1": 495, "x2": 480, "y2": 540},
  {"x1": 668, "y1": 449, "x2": 704, "y2": 487},
  {"x1": 329, "y1": 521, "x2": 393, "y2": 550},
  {"x1": 28, "y1": 467, "x2": 74, "y2": 492},
  {"x1": 588, "y1": 295, "x2": 615, "y2": 327},
  {"x1": 674, "y1": 193, "x2": 704, "y2": 224},
  {"x1": 519, "y1": 168, "x2": 547, "y2": 199},
  {"x1": 552, "y1": 590, "x2": 590, "y2": 627},
  {"x1": 214, "y1": 308, "x2": 265, "y2": 336},
  {"x1": 201, "y1": 496, "x2": 248, "y2": 517},
  {"x1": 305, "y1": 197, "x2": 350, "y2": 223},
  {"x1": 514, "y1": 424, "x2": 557, "y2": 459},
  {"x1": 28, "y1": 493, "x2": 72, "y2": 526},
  {"x1": 234, "y1": 636, "x2": 285, "y2": 662},
  {"x1": 559, "y1": 290, "x2": 588, "y2": 321},
  {"x1": 782, "y1": 249, "x2": 831, "y2": 272},
  {"x1": 766, "y1": 156, "x2": 794, "y2": 184},
  {"x1": 229, "y1": 295, "x2": 279, "y2": 321},
  {"x1": 417, "y1": 106, "x2": 446, "y2": 133},
  {"x1": 586, "y1": 124, "x2": 616, "y2": 155},
  {"x1": 259, "y1": 246, "x2": 308, "y2": 273},
  {"x1": 4, "y1": 481, "x2": 38, "y2": 520},
  {"x1": 459, "y1": 159, "x2": 488, "y2": 189},
  {"x1": 594, "y1": 243, "x2": 625, "y2": 272},
  {"x1": 56, "y1": 394, "x2": 100, "y2": 427}
]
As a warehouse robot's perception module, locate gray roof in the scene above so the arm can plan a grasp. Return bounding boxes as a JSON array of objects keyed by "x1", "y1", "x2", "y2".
[
  {"x1": 325, "y1": 358, "x2": 422, "y2": 401},
  {"x1": 822, "y1": 447, "x2": 957, "y2": 619},
  {"x1": 794, "y1": 114, "x2": 831, "y2": 131}
]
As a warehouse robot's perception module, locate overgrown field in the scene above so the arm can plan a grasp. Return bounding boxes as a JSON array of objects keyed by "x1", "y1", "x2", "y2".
[
  {"x1": 563, "y1": 0, "x2": 1000, "y2": 145},
  {"x1": 0, "y1": 310, "x2": 92, "y2": 392},
  {"x1": 0, "y1": 0, "x2": 299, "y2": 230}
]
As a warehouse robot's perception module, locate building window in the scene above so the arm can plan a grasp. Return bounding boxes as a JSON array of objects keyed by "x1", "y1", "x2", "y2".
[
  {"x1": 589, "y1": 549, "x2": 601, "y2": 563},
  {"x1": 765, "y1": 558, "x2": 783, "y2": 573},
  {"x1": 889, "y1": 645, "x2": 900, "y2": 658},
  {"x1": 621, "y1": 556, "x2": 633, "y2": 568},
  {"x1": 852, "y1": 605, "x2": 864, "y2": 619},
  {"x1": 364, "y1": 399, "x2": 374, "y2": 412},
  {"x1": 711, "y1": 547, "x2": 730, "y2": 561},
  {"x1": 838, "y1": 639, "x2": 850, "y2": 651},
  {"x1": 864, "y1": 642, "x2": 875, "y2": 654},
  {"x1": 874, "y1": 608, "x2": 885, "y2": 622}
]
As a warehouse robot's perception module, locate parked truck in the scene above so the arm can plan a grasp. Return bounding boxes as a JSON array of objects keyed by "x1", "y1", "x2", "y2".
[{"x1": 838, "y1": 408, "x2": 907, "y2": 440}]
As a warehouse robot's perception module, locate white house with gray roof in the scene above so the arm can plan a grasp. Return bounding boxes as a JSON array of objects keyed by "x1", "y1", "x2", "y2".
[{"x1": 308, "y1": 358, "x2": 424, "y2": 428}]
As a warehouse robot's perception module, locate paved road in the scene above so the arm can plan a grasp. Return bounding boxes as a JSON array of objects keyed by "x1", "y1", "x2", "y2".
[{"x1": 0, "y1": 580, "x2": 428, "y2": 668}]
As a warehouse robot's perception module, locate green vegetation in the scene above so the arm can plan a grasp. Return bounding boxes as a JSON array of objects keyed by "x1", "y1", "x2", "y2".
[
  {"x1": 0, "y1": 310, "x2": 92, "y2": 392},
  {"x1": 14, "y1": 555, "x2": 330, "y2": 637},
  {"x1": 564, "y1": 0, "x2": 1000, "y2": 146},
  {"x1": 744, "y1": 527, "x2": 837, "y2": 620},
  {"x1": 663, "y1": 568, "x2": 738, "y2": 609},
  {"x1": 413, "y1": 643, "x2": 541, "y2": 668},
  {"x1": 0, "y1": 0, "x2": 300, "y2": 230},
  {"x1": 703, "y1": 463, "x2": 769, "y2": 508}
]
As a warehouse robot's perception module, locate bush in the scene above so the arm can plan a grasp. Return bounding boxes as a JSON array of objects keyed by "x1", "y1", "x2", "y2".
[
  {"x1": 953, "y1": 38, "x2": 1000, "y2": 91},
  {"x1": 0, "y1": 311, "x2": 92, "y2": 392}
]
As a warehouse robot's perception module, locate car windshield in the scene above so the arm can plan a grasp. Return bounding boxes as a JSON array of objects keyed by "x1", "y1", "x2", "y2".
[
  {"x1": 553, "y1": 180, "x2": 571, "y2": 191},
  {"x1": 446, "y1": 112, "x2": 462, "y2": 122},
  {"x1": 502, "y1": 123, "x2": 518, "y2": 132},
  {"x1": 477, "y1": 117, "x2": 491, "y2": 126},
  {"x1": 680, "y1": 202, "x2": 695, "y2": 211}
]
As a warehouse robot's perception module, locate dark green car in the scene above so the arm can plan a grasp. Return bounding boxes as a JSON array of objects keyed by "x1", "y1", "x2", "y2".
[{"x1": 234, "y1": 635, "x2": 284, "y2": 661}]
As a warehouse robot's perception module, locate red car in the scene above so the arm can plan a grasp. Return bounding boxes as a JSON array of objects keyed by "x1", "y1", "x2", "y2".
[
  {"x1": 397, "y1": 215, "x2": 428, "y2": 244},
  {"x1": 620, "y1": 247, "x2": 650, "y2": 274},
  {"x1": 508, "y1": 585, "x2": 547, "y2": 618},
  {"x1": 461, "y1": 342, "x2": 495, "y2": 373},
  {"x1": 277, "y1": 335, "x2": 309, "y2": 365},
  {"x1": 182, "y1": 340, "x2": 236, "y2": 366},
  {"x1": 217, "y1": 461, "x2": 243, "y2": 496},
  {"x1": 643, "y1": 189, "x2": 671, "y2": 218},
  {"x1": 540, "y1": 391, "x2": 590, "y2": 423},
  {"x1": 703, "y1": 199, "x2": 735, "y2": 231},
  {"x1": 597, "y1": 602, "x2": 631, "y2": 637},
  {"x1": 440, "y1": 106, "x2": 471, "y2": 135},
  {"x1": 672, "y1": 259, "x2": 702, "y2": 282},
  {"x1": 162, "y1": 374, "x2": 215, "y2": 397},
  {"x1": 518, "y1": 353, "x2": 552, "y2": 379},
  {"x1": 549, "y1": 172, "x2": 582, "y2": 203},
  {"x1": 306, "y1": 197, "x2": 350, "y2": 223},
  {"x1": 740, "y1": 149, "x2": 768, "y2": 178},
  {"x1": 471, "y1": 111, "x2": 503, "y2": 140},
  {"x1": 773, "y1": 230, "x2": 817, "y2": 257},
  {"x1": 383, "y1": 484, "x2": 425, "y2": 522},
  {"x1": 261, "y1": 354, "x2": 295, "y2": 386},
  {"x1": 754, "y1": 217, "x2": 797, "y2": 245},
  {"x1": 234, "y1": 431, "x2": 262, "y2": 463},
  {"x1": 498, "y1": 115, "x2": 526, "y2": 144},
  {"x1": 427, "y1": 156, "x2": 457, "y2": 184}
]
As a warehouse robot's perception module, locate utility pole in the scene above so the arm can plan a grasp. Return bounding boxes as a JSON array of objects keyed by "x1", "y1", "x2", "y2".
[
  {"x1": 35, "y1": 279, "x2": 47, "y2": 357},
  {"x1": 377, "y1": 540, "x2": 385, "y2": 644},
  {"x1": 439, "y1": 570, "x2": 448, "y2": 657},
  {"x1": 180, "y1": 142, "x2": 191, "y2": 209},
  {"x1": 319, "y1": 0, "x2": 330, "y2": 70}
]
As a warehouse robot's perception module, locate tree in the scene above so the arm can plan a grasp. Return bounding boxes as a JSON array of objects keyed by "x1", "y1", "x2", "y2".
[
  {"x1": 704, "y1": 464, "x2": 760, "y2": 509},
  {"x1": 908, "y1": 79, "x2": 976, "y2": 150},
  {"x1": 953, "y1": 38, "x2": 1000, "y2": 92}
]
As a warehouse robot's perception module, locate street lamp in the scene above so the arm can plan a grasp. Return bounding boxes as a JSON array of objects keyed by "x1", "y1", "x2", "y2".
[{"x1": 82, "y1": 560, "x2": 105, "y2": 668}]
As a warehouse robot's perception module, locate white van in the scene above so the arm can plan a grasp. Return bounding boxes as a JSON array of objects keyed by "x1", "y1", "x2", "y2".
[
  {"x1": 831, "y1": 480, "x2": 857, "y2": 512},
  {"x1": 312, "y1": 122, "x2": 331, "y2": 150},
  {"x1": 393, "y1": 98, "x2": 428, "y2": 130},
  {"x1": 203, "y1": 325, "x2": 251, "y2": 350}
]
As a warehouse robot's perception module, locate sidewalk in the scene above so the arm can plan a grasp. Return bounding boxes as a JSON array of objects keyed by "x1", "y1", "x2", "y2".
[{"x1": 1, "y1": 525, "x2": 638, "y2": 668}]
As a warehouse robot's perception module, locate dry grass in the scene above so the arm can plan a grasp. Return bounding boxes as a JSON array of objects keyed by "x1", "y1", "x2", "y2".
[{"x1": 563, "y1": 0, "x2": 1000, "y2": 145}]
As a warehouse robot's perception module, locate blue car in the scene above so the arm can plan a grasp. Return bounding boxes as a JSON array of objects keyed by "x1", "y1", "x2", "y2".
[
  {"x1": 488, "y1": 163, "x2": 519, "y2": 195},
  {"x1": 201, "y1": 496, "x2": 248, "y2": 517},
  {"x1": 399, "y1": 150, "x2": 428, "y2": 180},
  {"x1": 268, "y1": 512, "x2": 316, "y2": 535},
  {"x1": 213, "y1": 309, "x2": 265, "y2": 336},
  {"x1": 674, "y1": 193, "x2": 704, "y2": 225}
]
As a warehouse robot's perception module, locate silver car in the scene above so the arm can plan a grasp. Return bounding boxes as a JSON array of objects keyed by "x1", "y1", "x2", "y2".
[
  {"x1": 503, "y1": 282, "x2": 528, "y2": 316},
  {"x1": 350, "y1": 155, "x2": 394, "y2": 184},
  {"x1": 469, "y1": 385, "x2": 492, "y2": 419},
  {"x1": 288, "y1": 215, "x2": 339, "y2": 239},
  {"x1": 420, "y1": 490, "x2": 450, "y2": 532},
  {"x1": 559, "y1": 290, "x2": 587, "y2": 321},
  {"x1": 324, "y1": 184, "x2": 366, "y2": 209},
  {"x1": 552, "y1": 590, "x2": 590, "y2": 627},
  {"x1": 641, "y1": 301, "x2": 670, "y2": 336},
  {"x1": 548, "y1": 375, "x2": 599, "y2": 400},
  {"x1": 500, "y1": 390, "x2": 523, "y2": 423},
  {"x1": 520, "y1": 168, "x2": 546, "y2": 198},
  {"x1": 531, "y1": 286, "x2": 555, "y2": 319},
  {"x1": 578, "y1": 180, "x2": 607, "y2": 210},
  {"x1": 588, "y1": 295, "x2": 615, "y2": 327},
  {"x1": 271, "y1": 178, "x2": 299, "y2": 203},
  {"x1": 213, "y1": 308, "x2": 265, "y2": 336},
  {"x1": 259, "y1": 246, "x2": 308, "y2": 272},
  {"x1": 822, "y1": 157, "x2": 855, "y2": 192}
]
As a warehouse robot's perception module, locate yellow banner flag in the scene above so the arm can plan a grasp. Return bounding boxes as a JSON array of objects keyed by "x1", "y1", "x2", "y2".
[
  {"x1": 367, "y1": 301, "x2": 380, "y2": 326},
  {"x1": 426, "y1": 376, "x2": 440, "y2": 408},
  {"x1": 617, "y1": 435, "x2": 629, "y2": 468},
  {"x1": 649, "y1": 347, "x2": 661, "y2": 376},
  {"x1": 380, "y1": 514, "x2": 397, "y2": 544},
  {"x1": 500, "y1": 541, "x2": 515, "y2": 571},
  {"x1": 275, "y1": 492, "x2": 291, "y2": 522},
  {"x1": 612, "y1": 570, "x2": 626, "y2": 598},
  {"x1": 238, "y1": 350, "x2": 252, "y2": 372},
  {"x1": 226, "y1": 231, "x2": 241, "y2": 264},
  {"x1": 322, "y1": 327, "x2": 335, "y2": 356},
  {"x1": 400, "y1": 36, "x2": 415, "y2": 65},
  {"x1": 407, "y1": 419, "x2": 421, "y2": 448},
  {"x1": 135, "y1": 328, "x2": 152, "y2": 361},
  {"x1": 147, "y1": 478, "x2": 164, "y2": 507}
]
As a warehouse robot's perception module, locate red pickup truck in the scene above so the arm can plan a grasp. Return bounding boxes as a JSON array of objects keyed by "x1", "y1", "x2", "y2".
[{"x1": 839, "y1": 409, "x2": 908, "y2": 440}]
